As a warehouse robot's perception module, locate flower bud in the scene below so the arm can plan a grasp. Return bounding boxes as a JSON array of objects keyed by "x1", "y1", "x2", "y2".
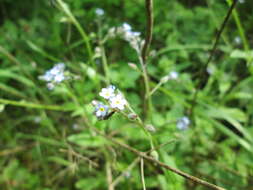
[
  {"x1": 91, "y1": 100, "x2": 99, "y2": 107},
  {"x1": 128, "y1": 113, "x2": 138, "y2": 120},
  {"x1": 150, "y1": 151, "x2": 159, "y2": 161},
  {"x1": 128, "y1": 62, "x2": 138, "y2": 70},
  {"x1": 145, "y1": 124, "x2": 156, "y2": 132},
  {"x1": 160, "y1": 75, "x2": 170, "y2": 83}
]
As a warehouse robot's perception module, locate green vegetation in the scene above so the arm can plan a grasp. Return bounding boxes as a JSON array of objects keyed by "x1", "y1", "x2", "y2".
[{"x1": 0, "y1": 0, "x2": 253, "y2": 189}]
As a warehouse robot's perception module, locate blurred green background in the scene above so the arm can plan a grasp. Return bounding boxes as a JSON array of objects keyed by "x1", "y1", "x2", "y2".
[{"x1": 0, "y1": 0, "x2": 253, "y2": 189}]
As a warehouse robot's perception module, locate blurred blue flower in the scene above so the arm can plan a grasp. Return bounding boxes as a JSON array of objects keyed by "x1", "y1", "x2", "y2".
[
  {"x1": 95, "y1": 8, "x2": 104, "y2": 16},
  {"x1": 39, "y1": 63, "x2": 67, "y2": 89},
  {"x1": 177, "y1": 116, "x2": 190, "y2": 130}
]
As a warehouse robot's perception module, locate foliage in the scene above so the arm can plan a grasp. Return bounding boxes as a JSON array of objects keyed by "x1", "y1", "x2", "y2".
[{"x1": 0, "y1": 0, "x2": 253, "y2": 189}]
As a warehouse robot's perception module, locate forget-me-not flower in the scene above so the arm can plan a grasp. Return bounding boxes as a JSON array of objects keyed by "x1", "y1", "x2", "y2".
[
  {"x1": 177, "y1": 116, "x2": 190, "y2": 130},
  {"x1": 94, "y1": 103, "x2": 109, "y2": 120},
  {"x1": 99, "y1": 85, "x2": 116, "y2": 100},
  {"x1": 39, "y1": 63, "x2": 67, "y2": 90},
  {"x1": 109, "y1": 93, "x2": 127, "y2": 110}
]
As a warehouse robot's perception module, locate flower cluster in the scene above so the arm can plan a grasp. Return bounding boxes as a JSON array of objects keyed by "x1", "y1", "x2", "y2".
[
  {"x1": 39, "y1": 63, "x2": 68, "y2": 90},
  {"x1": 108, "y1": 23, "x2": 143, "y2": 53},
  {"x1": 39, "y1": 63, "x2": 67, "y2": 90},
  {"x1": 92, "y1": 85, "x2": 127, "y2": 120},
  {"x1": 176, "y1": 116, "x2": 190, "y2": 130}
]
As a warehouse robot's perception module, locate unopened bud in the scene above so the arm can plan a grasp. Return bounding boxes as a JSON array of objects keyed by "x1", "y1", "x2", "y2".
[
  {"x1": 150, "y1": 151, "x2": 159, "y2": 160},
  {"x1": 145, "y1": 124, "x2": 156, "y2": 132},
  {"x1": 128, "y1": 63, "x2": 138, "y2": 70},
  {"x1": 91, "y1": 100, "x2": 99, "y2": 106},
  {"x1": 128, "y1": 113, "x2": 138, "y2": 120},
  {"x1": 160, "y1": 75, "x2": 170, "y2": 83}
]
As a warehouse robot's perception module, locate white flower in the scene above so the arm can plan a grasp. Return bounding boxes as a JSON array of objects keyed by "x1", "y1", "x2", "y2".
[
  {"x1": 109, "y1": 94, "x2": 127, "y2": 110},
  {"x1": 177, "y1": 116, "x2": 190, "y2": 130},
  {"x1": 99, "y1": 85, "x2": 116, "y2": 99},
  {"x1": 122, "y1": 23, "x2": 132, "y2": 31},
  {"x1": 50, "y1": 63, "x2": 65, "y2": 74},
  {"x1": 95, "y1": 8, "x2": 104, "y2": 16},
  {"x1": 54, "y1": 72, "x2": 65, "y2": 83}
]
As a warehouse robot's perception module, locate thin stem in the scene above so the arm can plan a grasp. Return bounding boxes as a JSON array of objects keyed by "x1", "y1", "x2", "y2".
[
  {"x1": 226, "y1": 0, "x2": 252, "y2": 66},
  {"x1": 189, "y1": 0, "x2": 238, "y2": 117},
  {"x1": 0, "y1": 98, "x2": 69, "y2": 111},
  {"x1": 142, "y1": 0, "x2": 154, "y2": 62},
  {"x1": 138, "y1": 56, "x2": 152, "y2": 120},
  {"x1": 140, "y1": 158, "x2": 146, "y2": 190},
  {"x1": 111, "y1": 139, "x2": 177, "y2": 188},
  {"x1": 0, "y1": 45, "x2": 21, "y2": 65},
  {"x1": 87, "y1": 124, "x2": 226, "y2": 190},
  {"x1": 56, "y1": 0, "x2": 94, "y2": 67},
  {"x1": 111, "y1": 157, "x2": 140, "y2": 187},
  {"x1": 227, "y1": 0, "x2": 249, "y2": 51},
  {"x1": 140, "y1": 0, "x2": 153, "y2": 120},
  {"x1": 106, "y1": 162, "x2": 114, "y2": 190},
  {"x1": 101, "y1": 46, "x2": 110, "y2": 85},
  {"x1": 126, "y1": 104, "x2": 154, "y2": 148},
  {"x1": 60, "y1": 148, "x2": 99, "y2": 168},
  {"x1": 97, "y1": 19, "x2": 110, "y2": 85},
  {"x1": 146, "y1": 80, "x2": 163, "y2": 98}
]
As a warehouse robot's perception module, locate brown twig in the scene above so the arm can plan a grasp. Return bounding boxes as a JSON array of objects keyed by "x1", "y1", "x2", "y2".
[
  {"x1": 0, "y1": 143, "x2": 36, "y2": 157},
  {"x1": 111, "y1": 139, "x2": 177, "y2": 187},
  {"x1": 189, "y1": 0, "x2": 238, "y2": 117},
  {"x1": 141, "y1": 0, "x2": 154, "y2": 63},
  {"x1": 86, "y1": 123, "x2": 226, "y2": 190},
  {"x1": 60, "y1": 148, "x2": 99, "y2": 168}
]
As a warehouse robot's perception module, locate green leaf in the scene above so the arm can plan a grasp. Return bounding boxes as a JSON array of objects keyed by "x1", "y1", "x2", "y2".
[
  {"x1": 0, "y1": 104, "x2": 5, "y2": 112},
  {"x1": 67, "y1": 133, "x2": 107, "y2": 147}
]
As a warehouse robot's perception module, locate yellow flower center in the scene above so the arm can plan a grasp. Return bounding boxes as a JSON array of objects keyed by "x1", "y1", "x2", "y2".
[{"x1": 99, "y1": 107, "x2": 105, "y2": 112}]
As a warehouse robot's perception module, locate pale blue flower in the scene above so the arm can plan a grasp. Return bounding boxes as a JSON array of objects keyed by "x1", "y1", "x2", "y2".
[
  {"x1": 169, "y1": 71, "x2": 179, "y2": 80},
  {"x1": 39, "y1": 63, "x2": 67, "y2": 90},
  {"x1": 95, "y1": 8, "x2": 104, "y2": 16},
  {"x1": 94, "y1": 103, "x2": 109, "y2": 120},
  {"x1": 177, "y1": 116, "x2": 190, "y2": 130}
]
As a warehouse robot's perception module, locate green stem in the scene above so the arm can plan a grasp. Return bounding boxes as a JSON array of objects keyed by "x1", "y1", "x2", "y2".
[
  {"x1": 56, "y1": 0, "x2": 94, "y2": 67},
  {"x1": 126, "y1": 104, "x2": 154, "y2": 148},
  {"x1": 138, "y1": 56, "x2": 152, "y2": 120},
  {"x1": 227, "y1": 0, "x2": 249, "y2": 51},
  {"x1": 0, "y1": 98, "x2": 69, "y2": 111}
]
